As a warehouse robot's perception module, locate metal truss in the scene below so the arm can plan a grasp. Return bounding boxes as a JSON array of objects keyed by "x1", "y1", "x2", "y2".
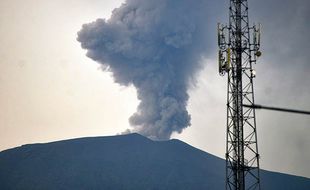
[{"x1": 218, "y1": 0, "x2": 261, "y2": 189}]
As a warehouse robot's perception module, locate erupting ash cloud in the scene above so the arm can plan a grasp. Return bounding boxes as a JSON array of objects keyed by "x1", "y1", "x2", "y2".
[{"x1": 77, "y1": 0, "x2": 212, "y2": 140}]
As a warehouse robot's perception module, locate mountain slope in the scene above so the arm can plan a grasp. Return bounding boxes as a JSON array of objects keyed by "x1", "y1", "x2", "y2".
[{"x1": 0, "y1": 133, "x2": 309, "y2": 190}]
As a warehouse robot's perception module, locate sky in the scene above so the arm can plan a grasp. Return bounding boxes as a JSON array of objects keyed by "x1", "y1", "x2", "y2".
[{"x1": 0, "y1": 0, "x2": 309, "y2": 178}]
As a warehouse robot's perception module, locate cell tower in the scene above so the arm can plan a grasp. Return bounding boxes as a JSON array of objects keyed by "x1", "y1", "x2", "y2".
[{"x1": 218, "y1": 0, "x2": 262, "y2": 190}]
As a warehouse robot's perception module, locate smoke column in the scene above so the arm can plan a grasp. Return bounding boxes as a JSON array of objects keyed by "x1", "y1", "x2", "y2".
[{"x1": 77, "y1": 0, "x2": 213, "y2": 140}]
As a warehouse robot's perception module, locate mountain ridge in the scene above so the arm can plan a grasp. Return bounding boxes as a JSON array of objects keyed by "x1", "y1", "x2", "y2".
[{"x1": 0, "y1": 133, "x2": 309, "y2": 190}]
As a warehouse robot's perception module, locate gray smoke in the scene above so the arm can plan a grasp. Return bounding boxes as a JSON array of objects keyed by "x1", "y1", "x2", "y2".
[{"x1": 77, "y1": 0, "x2": 214, "y2": 140}]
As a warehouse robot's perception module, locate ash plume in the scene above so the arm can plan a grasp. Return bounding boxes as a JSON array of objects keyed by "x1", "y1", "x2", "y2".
[{"x1": 77, "y1": 0, "x2": 213, "y2": 140}]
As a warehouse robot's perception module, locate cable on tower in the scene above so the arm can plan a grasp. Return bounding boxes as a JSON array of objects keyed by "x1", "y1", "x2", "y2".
[{"x1": 243, "y1": 104, "x2": 310, "y2": 115}]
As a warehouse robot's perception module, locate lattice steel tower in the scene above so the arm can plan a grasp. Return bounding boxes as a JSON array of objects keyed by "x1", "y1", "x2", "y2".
[{"x1": 218, "y1": 0, "x2": 262, "y2": 189}]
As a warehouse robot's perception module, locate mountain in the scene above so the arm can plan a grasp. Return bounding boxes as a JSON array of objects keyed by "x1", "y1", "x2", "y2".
[{"x1": 0, "y1": 133, "x2": 309, "y2": 190}]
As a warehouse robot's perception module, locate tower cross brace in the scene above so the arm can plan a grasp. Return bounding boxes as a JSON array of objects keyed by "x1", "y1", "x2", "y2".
[{"x1": 218, "y1": 0, "x2": 261, "y2": 189}]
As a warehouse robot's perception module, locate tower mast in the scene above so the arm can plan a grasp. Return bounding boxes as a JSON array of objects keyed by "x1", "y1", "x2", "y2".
[{"x1": 218, "y1": 0, "x2": 261, "y2": 189}]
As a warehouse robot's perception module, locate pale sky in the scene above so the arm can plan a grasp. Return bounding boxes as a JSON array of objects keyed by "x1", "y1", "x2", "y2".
[
  {"x1": 0, "y1": 0, "x2": 136, "y2": 148},
  {"x1": 0, "y1": 0, "x2": 309, "y2": 178}
]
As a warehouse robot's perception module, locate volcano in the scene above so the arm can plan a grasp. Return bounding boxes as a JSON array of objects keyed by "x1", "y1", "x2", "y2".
[{"x1": 0, "y1": 133, "x2": 309, "y2": 189}]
